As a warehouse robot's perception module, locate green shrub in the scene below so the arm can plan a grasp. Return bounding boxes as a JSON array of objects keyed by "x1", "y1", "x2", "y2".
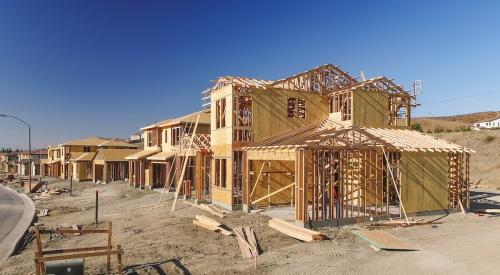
[
  {"x1": 411, "y1": 123, "x2": 424, "y2": 132},
  {"x1": 454, "y1": 126, "x2": 472, "y2": 132}
]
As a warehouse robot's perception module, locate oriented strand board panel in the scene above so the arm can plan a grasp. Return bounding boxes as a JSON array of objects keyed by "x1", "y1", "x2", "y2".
[
  {"x1": 247, "y1": 149, "x2": 296, "y2": 161},
  {"x1": 251, "y1": 160, "x2": 295, "y2": 205},
  {"x1": 352, "y1": 91, "x2": 389, "y2": 128},
  {"x1": 353, "y1": 230, "x2": 418, "y2": 251},
  {"x1": 400, "y1": 151, "x2": 448, "y2": 213},
  {"x1": 252, "y1": 88, "x2": 329, "y2": 143},
  {"x1": 212, "y1": 187, "x2": 233, "y2": 208}
]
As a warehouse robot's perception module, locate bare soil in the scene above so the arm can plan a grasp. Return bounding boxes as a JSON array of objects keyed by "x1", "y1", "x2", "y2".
[
  {"x1": 1, "y1": 179, "x2": 500, "y2": 275},
  {"x1": 433, "y1": 130, "x2": 500, "y2": 188}
]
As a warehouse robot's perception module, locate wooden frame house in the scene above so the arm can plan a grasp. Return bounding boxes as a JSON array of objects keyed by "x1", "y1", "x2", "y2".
[
  {"x1": 127, "y1": 111, "x2": 211, "y2": 194},
  {"x1": 185, "y1": 64, "x2": 472, "y2": 227},
  {"x1": 93, "y1": 148, "x2": 140, "y2": 183},
  {"x1": 43, "y1": 137, "x2": 138, "y2": 181}
]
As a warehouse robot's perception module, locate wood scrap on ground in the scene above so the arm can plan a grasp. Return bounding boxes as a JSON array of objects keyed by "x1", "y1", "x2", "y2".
[
  {"x1": 38, "y1": 209, "x2": 49, "y2": 217},
  {"x1": 473, "y1": 209, "x2": 500, "y2": 215},
  {"x1": 192, "y1": 215, "x2": 233, "y2": 236},
  {"x1": 268, "y1": 218, "x2": 327, "y2": 242},
  {"x1": 184, "y1": 201, "x2": 226, "y2": 218},
  {"x1": 352, "y1": 230, "x2": 418, "y2": 251},
  {"x1": 234, "y1": 227, "x2": 260, "y2": 258},
  {"x1": 72, "y1": 224, "x2": 82, "y2": 235},
  {"x1": 368, "y1": 218, "x2": 442, "y2": 228}
]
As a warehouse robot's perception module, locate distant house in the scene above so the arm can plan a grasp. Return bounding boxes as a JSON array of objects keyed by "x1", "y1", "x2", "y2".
[
  {"x1": 43, "y1": 137, "x2": 138, "y2": 181},
  {"x1": 129, "y1": 132, "x2": 144, "y2": 143},
  {"x1": 473, "y1": 117, "x2": 500, "y2": 129},
  {"x1": 16, "y1": 149, "x2": 48, "y2": 176}
]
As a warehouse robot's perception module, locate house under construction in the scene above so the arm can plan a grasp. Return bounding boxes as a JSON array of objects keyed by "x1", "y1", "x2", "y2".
[{"x1": 141, "y1": 64, "x2": 471, "y2": 227}]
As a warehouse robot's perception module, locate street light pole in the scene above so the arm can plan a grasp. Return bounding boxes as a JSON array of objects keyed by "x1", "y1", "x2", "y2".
[{"x1": 0, "y1": 114, "x2": 32, "y2": 193}]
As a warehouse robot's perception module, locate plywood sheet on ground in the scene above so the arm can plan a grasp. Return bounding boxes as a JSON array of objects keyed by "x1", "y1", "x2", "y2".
[{"x1": 352, "y1": 230, "x2": 418, "y2": 251}]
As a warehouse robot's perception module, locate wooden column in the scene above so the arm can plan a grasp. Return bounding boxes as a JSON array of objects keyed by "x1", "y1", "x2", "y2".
[
  {"x1": 195, "y1": 152, "x2": 203, "y2": 200},
  {"x1": 165, "y1": 161, "x2": 171, "y2": 190},
  {"x1": 242, "y1": 153, "x2": 250, "y2": 211},
  {"x1": 295, "y1": 149, "x2": 308, "y2": 222},
  {"x1": 103, "y1": 163, "x2": 108, "y2": 184}
]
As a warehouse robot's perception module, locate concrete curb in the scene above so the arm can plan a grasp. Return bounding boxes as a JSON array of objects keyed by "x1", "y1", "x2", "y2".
[{"x1": 0, "y1": 184, "x2": 35, "y2": 264}]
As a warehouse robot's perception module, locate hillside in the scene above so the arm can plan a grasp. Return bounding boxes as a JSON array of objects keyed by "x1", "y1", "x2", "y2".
[
  {"x1": 432, "y1": 130, "x2": 500, "y2": 188},
  {"x1": 414, "y1": 111, "x2": 500, "y2": 132}
]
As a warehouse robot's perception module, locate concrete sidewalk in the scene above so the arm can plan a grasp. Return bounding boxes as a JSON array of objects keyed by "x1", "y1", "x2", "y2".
[{"x1": 0, "y1": 184, "x2": 35, "y2": 264}]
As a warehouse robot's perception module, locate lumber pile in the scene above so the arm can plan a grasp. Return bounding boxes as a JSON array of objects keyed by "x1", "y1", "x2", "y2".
[
  {"x1": 192, "y1": 215, "x2": 233, "y2": 236},
  {"x1": 184, "y1": 201, "x2": 226, "y2": 218},
  {"x1": 234, "y1": 227, "x2": 260, "y2": 258},
  {"x1": 268, "y1": 218, "x2": 327, "y2": 242}
]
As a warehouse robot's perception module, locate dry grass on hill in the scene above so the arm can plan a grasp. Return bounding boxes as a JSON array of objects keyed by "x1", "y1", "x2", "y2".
[
  {"x1": 433, "y1": 130, "x2": 500, "y2": 188},
  {"x1": 414, "y1": 111, "x2": 500, "y2": 132}
]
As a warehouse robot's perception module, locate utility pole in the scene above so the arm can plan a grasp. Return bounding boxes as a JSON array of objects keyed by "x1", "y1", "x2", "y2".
[{"x1": 0, "y1": 114, "x2": 32, "y2": 193}]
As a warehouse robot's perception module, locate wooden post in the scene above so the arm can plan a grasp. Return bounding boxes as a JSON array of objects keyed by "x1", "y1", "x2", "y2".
[
  {"x1": 116, "y1": 245, "x2": 123, "y2": 273},
  {"x1": 195, "y1": 152, "x2": 203, "y2": 200},
  {"x1": 107, "y1": 222, "x2": 112, "y2": 274},
  {"x1": 242, "y1": 154, "x2": 250, "y2": 211},
  {"x1": 95, "y1": 190, "x2": 99, "y2": 225},
  {"x1": 34, "y1": 225, "x2": 43, "y2": 275}
]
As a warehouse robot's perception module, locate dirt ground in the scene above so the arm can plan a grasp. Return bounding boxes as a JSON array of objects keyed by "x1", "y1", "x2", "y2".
[{"x1": 1, "y1": 179, "x2": 500, "y2": 275}]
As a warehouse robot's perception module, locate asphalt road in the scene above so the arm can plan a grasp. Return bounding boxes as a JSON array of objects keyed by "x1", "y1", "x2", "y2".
[{"x1": 0, "y1": 187, "x2": 25, "y2": 249}]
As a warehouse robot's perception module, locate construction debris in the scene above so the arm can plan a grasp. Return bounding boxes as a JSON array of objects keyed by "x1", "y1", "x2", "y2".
[
  {"x1": 192, "y1": 215, "x2": 233, "y2": 236},
  {"x1": 268, "y1": 218, "x2": 327, "y2": 242},
  {"x1": 184, "y1": 201, "x2": 226, "y2": 218},
  {"x1": 352, "y1": 230, "x2": 418, "y2": 251},
  {"x1": 234, "y1": 227, "x2": 260, "y2": 258},
  {"x1": 38, "y1": 209, "x2": 49, "y2": 217},
  {"x1": 47, "y1": 226, "x2": 64, "y2": 241},
  {"x1": 32, "y1": 188, "x2": 70, "y2": 200},
  {"x1": 368, "y1": 218, "x2": 443, "y2": 228},
  {"x1": 72, "y1": 224, "x2": 82, "y2": 235},
  {"x1": 473, "y1": 209, "x2": 500, "y2": 215}
]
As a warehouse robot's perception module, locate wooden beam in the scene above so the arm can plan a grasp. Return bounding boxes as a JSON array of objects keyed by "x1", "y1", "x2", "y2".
[
  {"x1": 171, "y1": 115, "x2": 200, "y2": 211},
  {"x1": 251, "y1": 182, "x2": 295, "y2": 205}
]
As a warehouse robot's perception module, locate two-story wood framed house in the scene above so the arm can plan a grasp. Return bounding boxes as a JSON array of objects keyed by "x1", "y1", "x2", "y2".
[
  {"x1": 127, "y1": 111, "x2": 211, "y2": 193},
  {"x1": 237, "y1": 65, "x2": 472, "y2": 227}
]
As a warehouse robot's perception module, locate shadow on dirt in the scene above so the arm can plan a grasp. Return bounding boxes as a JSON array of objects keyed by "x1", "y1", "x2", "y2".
[{"x1": 124, "y1": 259, "x2": 190, "y2": 275}]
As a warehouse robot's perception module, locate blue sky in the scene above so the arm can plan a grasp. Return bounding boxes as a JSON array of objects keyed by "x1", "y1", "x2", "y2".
[{"x1": 1, "y1": 1, "x2": 499, "y2": 149}]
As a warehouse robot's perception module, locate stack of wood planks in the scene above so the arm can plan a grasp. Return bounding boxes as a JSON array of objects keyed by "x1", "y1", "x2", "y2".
[
  {"x1": 268, "y1": 218, "x2": 327, "y2": 242},
  {"x1": 192, "y1": 215, "x2": 233, "y2": 236},
  {"x1": 234, "y1": 227, "x2": 260, "y2": 258}
]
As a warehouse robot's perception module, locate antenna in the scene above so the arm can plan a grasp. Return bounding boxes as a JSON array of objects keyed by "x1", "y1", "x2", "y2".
[
  {"x1": 412, "y1": 80, "x2": 422, "y2": 107},
  {"x1": 360, "y1": 70, "x2": 366, "y2": 82},
  {"x1": 413, "y1": 80, "x2": 422, "y2": 96}
]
